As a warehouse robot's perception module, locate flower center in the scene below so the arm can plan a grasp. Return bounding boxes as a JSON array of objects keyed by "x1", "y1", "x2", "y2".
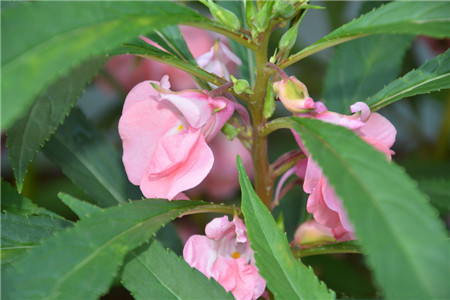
[{"x1": 231, "y1": 251, "x2": 241, "y2": 259}]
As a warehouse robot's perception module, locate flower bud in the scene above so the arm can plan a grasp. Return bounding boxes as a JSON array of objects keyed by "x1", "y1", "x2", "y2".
[
  {"x1": 245, "y1": 0, "x2": 257, "y2": 29},
  {"x1": 293, "y1": 220, "x2": 336, "y2": 248},
  {"x1": 273, "y1": 76, "x2": 315, "y2": 113},
  {"x1": 278, "y1": 23, "x2": 299, "y2": 54},
  {"x1": 263, "y1": 80, "x2": 275, "y2": 119},
  {"x1": 253, "y1": 1, "x2": 275, "y2": 35},
  {"x1": 230, "y1": 75, "x2": 252, "y2": 95},
  {"x1": 201, "y1": 0, "x2": 241, "y2": 32},
  {"x1": 273, "y1": 1, "x2": 295, "y2": 19}
]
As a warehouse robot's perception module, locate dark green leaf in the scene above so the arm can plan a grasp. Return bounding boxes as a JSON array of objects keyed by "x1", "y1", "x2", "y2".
[
  {"x1": 43, "y1": 108, "x2": 139, "y2": 207},
  {"x1": 237, "y1": 157, "x2": 335, "y2": 300},
  {"x1": 3, "y1": 199, "x2": 217, "y2": 300},
  {"x1": 367, "y1": 49, "x2": 450, "y2": 111},
  {"x1": 323, "y1": 35, "x2": 413, "y2": 113},
  {"x1": 6, "y1": 57, "x2": 107, "y2": 192},
  {"x1": 122, "y1": 241, "x2": 233, "y2": 300},
  {"x1": 1, "y1": 1, "x2": 212, "y2": 129},
  {"x1": 1, "y1": 179, "x2": 60, "y2": 217},
  {"x1": 58, "y1": 192, "x2": 102, "y2": 220},
  {"x1": 282, "y1": 1, "x2": 450, "y2": 67},
  {"x1": 418, "y1": 179, "x2": 450, "y2": 216},
  {"x1": 1, "y1": 213, "x2": 72, "y2": 266},
  {"x1": 291, "y1": 117, "x2": 449, "y2": 300}
]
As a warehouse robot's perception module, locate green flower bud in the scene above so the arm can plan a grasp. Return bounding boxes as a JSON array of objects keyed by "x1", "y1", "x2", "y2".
[
  {"x1": 230, "y1": 75, "x2": 253, "y2": 95},
  {"x1": 222, "y1": 122, "x2": 241, "y2": 140},
  {"x1": 200, "y1": 0, "x2": 241, "y2": 32},
  {"x1": 245, "y1": 0, "x2": 257, "y2": 29},
  {"x1": 273, "y1": 1, "x2": 295, "y2": 19},
  {"x1": 279, "y1": 23, "x2": 299, "y2": 53},
  {"x1": 263, "y1": 80, "x2": 275, "y2": 119},
  {"x1": 253, "y1": 0, "x2": 275, "y2": 33}
]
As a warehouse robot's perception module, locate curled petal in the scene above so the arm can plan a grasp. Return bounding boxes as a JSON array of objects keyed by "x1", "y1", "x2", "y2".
[
  {"x1": 183, "y1": 235, "x2": 217, "y2": 277},
  {"x1": 350, "y1": 101, "x2": 371, "y2": 121},
  {"x1": 358, "y1": 113, "x2": 397, "y2": 149}
]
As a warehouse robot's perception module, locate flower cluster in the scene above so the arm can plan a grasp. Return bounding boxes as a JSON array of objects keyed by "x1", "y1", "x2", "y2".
[{"x1": 183, "y1": 216, "x2": 266, "y2": 300}]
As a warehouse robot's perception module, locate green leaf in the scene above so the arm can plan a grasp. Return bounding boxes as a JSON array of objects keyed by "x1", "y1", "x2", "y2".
[
  {"x1": 1, "y1": 213, "x2": 72, "y2": 266},
  {"x1": 1, "y1": 1, "x2": 212, "y2": 129},
  {"x1": 237, "y1": 157, "x2": 335, "y2": 300},
  {"x1": 42, "y1": 108, "x2": 139, "y2": 207},
  {"x1": 293, "y1": 241, "x2": 362, "y2": 258},
  {"x1": 122, "y1": 241, "x2": 233, "y2": 300},
  {"x1": 1, "y1": 180, "x2": 58, "y2": 217},
  {"x1": 290, "y1": 117, "x2": 449, "y2": 300},
  {"x1": 3, "y1": 199, "x2": 218, "y2": 300},
  {"x1": 367, "y1": 49, "x2": 450, "y2": 111},
  {"x1": 323, "y1": 35, "x2": 413, "y2": 113},
  {"x1": 281, "y1": 1, "x2": 450, "y2": 67},
  {"x1": 418, "y1": 178, "x2": 450, "y2": 216},
  {"x1": 58, "y1": 192, "x2": 102, "y2": 220},
  {"x1": 6, "y1": 57, "x2": 107, "y2": 192}
]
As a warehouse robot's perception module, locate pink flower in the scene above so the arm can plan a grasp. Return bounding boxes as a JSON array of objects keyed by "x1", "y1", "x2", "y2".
[
  {"x1": 183, "y1": 216, "x2": 266, "y2": 300},
  {"x1": 273, "y1": 76, "x2": 315, "y2": 113},
  {"x1": 296, "y1": 102, "x2": 396, "y2": 241},
  {"x1": 293, "y1": 220, "x2": 336, "y2": 248},
  {"x1": 188, "y1": 132, "x2": 253, "y2": 200},
  {"x1": 196, "y1": 40, "x2": 242, "y2": 80},
  {"x1": 118, "y1": 76, "x2": 233, "y2": 200}
]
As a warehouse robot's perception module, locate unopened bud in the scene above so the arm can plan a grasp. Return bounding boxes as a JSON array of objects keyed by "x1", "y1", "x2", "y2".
[
  {"x1": 245, "y1": 0, "x2": 257, "y2": 29},
  {"x1": 263, "y1": 80, "x2": 275, "y2": 119},
  {"x1": 253, "y1": 0, "x2": 275, "y2": 34},
  {"x1": 278, "y1": 23, "x2": 299, "y2": 54},
  {"x1": 222, "y1": 122, "x2": 241, "y2": 140},
  {"x1": 230, "y1": 75, "x2": 252, "y2": 95},
  {"x1": 201, "y1": 0, "x2": 241, "y2": 32},
  {"x1": 273, "y1": 76, "x2": 315, "y2": 113},
  {"x1": 293, "y1": 220, "x2": 336, "y2": 248},
  {"x1": 273, "y1": 1, "x2": 295, "y2": 19}
]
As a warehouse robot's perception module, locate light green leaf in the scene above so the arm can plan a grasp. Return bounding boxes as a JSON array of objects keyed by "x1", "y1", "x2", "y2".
[
  {"x1": 43, "y1": 108, "x2": 140, "y2": 207},
  {"x1": 323, "y1": 35, "x2": 413, "y2": 113},
  {"x1": 58, "y1": 192, "x2": 102, "y2": 220},
  {"x1": 281, "y1": 1, "x2": 450, "y2": 68},
  {"x1": 1, "y1": 213, "x2": 72, "y2": 266},
  {"x1": 290, "y1": 117, "x2": 449, "y2": 300},
  {"x1": 2, "y1": 199, "x2": 219, "y2": 300},
  {"x1": 122, "y1": 241, "x2": 233, "y2": 300},
  {"x1": 6, "y1": 57, "x2": 107, "y2": 192},
  {"x1": 1, "y1": 180, "x2": 58, "y2": 217},
  {"x1": 1, "y1": 1, "x2": 212, "y2": 129},
  {"x1": 367, "y1": 49, "x2": 450, "y2": 111},
  {"x1": 237, "y1": 157, "x2": 335, "y2": 300}
]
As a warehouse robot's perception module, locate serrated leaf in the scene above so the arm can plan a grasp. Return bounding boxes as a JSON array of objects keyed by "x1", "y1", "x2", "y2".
[
  {"x1": 367, "y1": 49, "x2": 450, "y2": 111},
  {"x1": 2, "y1": 199, "x2": 219, "y2": 300},
  {"x1": 122, "y1": 240, "x2": 233, "y2": 300},
  {"x1": 58, "y1": 192, "x2": 102, "y2": 220},
  {"x1": 6, "y1": 57, "x2": 107, "y2": 192},
  {"x1": 42, "y1": 108, "x2": 140, "y2": 207},
  {"x1": 323, "y1": 35, "x2": 413, "y2": 113},
  {"x1": 1, "y1": 1, "x2": 212, "y2": 129},
  {"x1": 290, "y1": 117, "x2": 449, "y2": 300},
  {"x1": 1, "y1": 179, "x2": 60, "y2": 217},
  {"x1": 1, "y1": 213, "x2": 72, "y2": 266},
  {"x1": 237, "y1": 157, "x2": 335, "y2": 300},
  {"x1": 282, "y1": 1, "x2": 450, "y2": 67}
]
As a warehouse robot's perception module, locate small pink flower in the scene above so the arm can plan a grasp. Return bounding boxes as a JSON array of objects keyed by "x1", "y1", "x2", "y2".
[
  {"x1": 183, "y1": 216, "x2": 266, "y2": 300},
  {"x1": 273, "y1": 76, "x2": 315, "y2": 113},
  {"x1": 293, "y1": 220, "x2": 336, "y2": 248},
  {"x1": 295, "y1": 102, "x2": 396, "y2": 241},
  {"x1": 118, "y1": 76, "x2": 233, "y2": 200},
  {"x1": 196, "y1": 40, "x2": 242, "y2": 80}
]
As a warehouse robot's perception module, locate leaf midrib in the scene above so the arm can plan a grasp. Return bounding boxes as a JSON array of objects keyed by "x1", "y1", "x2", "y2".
[{"x1": 297, "y1": 121, "x2": 434, "y2": 297}]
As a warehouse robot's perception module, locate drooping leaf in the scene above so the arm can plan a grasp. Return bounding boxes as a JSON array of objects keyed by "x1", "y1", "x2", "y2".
[
  {"x1": 42, "y1": 108, "x2": 140, "y2": 207},
  {"x1": 1, "y1": 179, "x2": 59, "y2": 217},
  {"x1": 323, "y1": 35, "x2": 413, "y2": 113},
  {"x1": 367, "y1": 49, "x2": 450, "y2": 111},
  {"x1": 237, "y1": 157, "x2": 335, "y2": 300},
  {"x1": 281, "y1": 1, "x2": 450, "y2": 67},
  {"x1": 58, "y1": 192, "x2": 102, "y2": 220},
  {"x1": 1, "y1": 1, "x2": 212, "y2": 129},
  {"x1": 1, "y1": 213, "x2": 72, "y2": 266},
  {"x1": 6, "y1": 57, "x2": 107, "y2": 192},
  {"x1": 290, "y1": 117, "x2": 449, "y2": 300},
  {"x1": 2, "y1": 199, "x2": 221, "y2": 300},
  {"x1": 122, "y1": 241, "x2": 233, "y2": 300}
]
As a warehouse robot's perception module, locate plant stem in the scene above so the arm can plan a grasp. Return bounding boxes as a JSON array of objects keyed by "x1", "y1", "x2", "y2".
[
  {"x1": 292, "y1": 242, "x2": 363, "y2": 258},
  {"x1": 179, "y1": 204, "x2": 237, "y2": 217},
  {"x1": 260, "y1": 117, "x2": 294, "y2": 137},
  {"x1": 248, "y1": 28, "x2": 273, "y2": 209}
]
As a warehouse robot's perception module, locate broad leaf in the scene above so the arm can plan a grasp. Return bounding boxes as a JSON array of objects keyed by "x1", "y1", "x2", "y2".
[
  {"x1": 367, "y1": 49, "x2": 450, "y2": 111},
  {"x1": 6, "y1": 57, "x2": 107, "y2": 192},
  {"x1": 122, "y1": 241, "x2": 233, "y2": 300},
  {"x1": 43, "y1": 108, "x2": 140, "y2": 207},
  {"x1": 281, "y1": 1, "x2": 450, "y2": 67},
  {"x1": 1, "y1": 213, "x2": 72, "y2": 266},
  {"x1": 237, "y1": 157, "x2": 335, "y2": 300},
  {"x1": 290, "y1": 117, "x2": 449, "y2": 300},
  {"x1": 58, "y1": 193, "x2": 102, "y2": 220},
  {"x1": 2, "y1": 199, "x2": 219, "y2": 300},
  {"x1": 1, "y1": 1, "x2": 212, "y2": 129},
  {"x1": 323, "y1": 35, "x2": 413, "y2": 113},
  {"x1": 1, "y1": 180, "x2": 58, "y2": 217}
]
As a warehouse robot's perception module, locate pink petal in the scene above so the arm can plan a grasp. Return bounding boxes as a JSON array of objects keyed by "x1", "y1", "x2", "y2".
[
  {"x1": 183, "y1": 235, "x2": 217, "y2": 277},
  {"x1": 358, "y1": 113, "x2": 397, "y2": 148},
  {"x1": 205, "y1": 216, "x2": 234, "y2": 240},
  {"x1": 122, "y1": 79, "x2": 167, "y2": 113},
  {"x1": 350, "y1": 101, "x2": 371, "y2": 121},
  {"x1": 118, "y1": 100, "x2": 180, "y2": 185},
  {"x1": 303, "y1": 156, "x2": 321, "y2": 194},
  {"x1": 140, "y1": 134, "x2": 214, "y2": 200}
]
